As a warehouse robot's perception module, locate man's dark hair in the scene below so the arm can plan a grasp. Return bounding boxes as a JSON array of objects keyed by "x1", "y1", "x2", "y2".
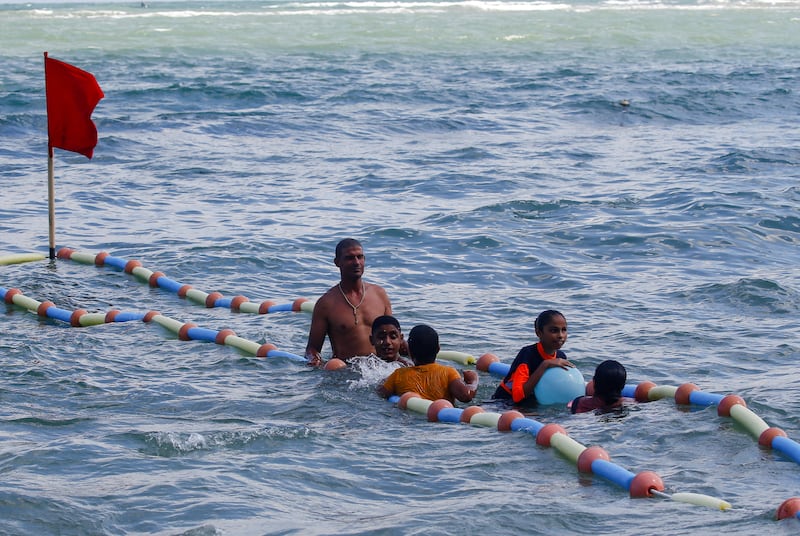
[{"x1": 335, "y1": 238, "x2": 362, "y2": 259}]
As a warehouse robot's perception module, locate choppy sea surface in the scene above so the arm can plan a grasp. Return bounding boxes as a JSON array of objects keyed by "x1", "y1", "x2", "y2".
[{"x1": 1, "y1": 0, "x2": 800, "y2": 534}]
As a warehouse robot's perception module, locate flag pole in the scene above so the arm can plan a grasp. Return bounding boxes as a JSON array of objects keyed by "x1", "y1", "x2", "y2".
[
  {"x1": 47, "y1": 145, "x2": 56, "y2": 260},
  {"x1": 44, "y1": 51, "x2": 56, "y2": 260}
]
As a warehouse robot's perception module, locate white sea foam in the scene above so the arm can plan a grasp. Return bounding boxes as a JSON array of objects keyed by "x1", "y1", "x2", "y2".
[{"x1": 347, "y1": 354, "x2": 406, "y2": 388}]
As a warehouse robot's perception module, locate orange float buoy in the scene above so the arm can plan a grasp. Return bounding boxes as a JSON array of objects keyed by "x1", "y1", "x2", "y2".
[
  {"x1": 398, "y1": 392, "x2": 421, "y2": 410},
  {"x1": 255, "y1": 343, "x2": 278, "y2": 358},
  {"x1": 292, "y1": 298, "x2": 309, "y2": 312},
  {"x1": 123, "y1": 259, "x2": 142, "y2": 274},
  {"x1": 214, "y1": 329, "x2": 236, "y2": 345},
  {"x1": 634, "y1": 381, "x2": 656, "y2": 403},
  {"x1": 178, "y1": 322, "x2": 197, "y2": 341},
  {"x1": 497, "y1": 410, "x2": 524, "y2": 432},
  {"x1": 427, "y1": 399, "x2": 454, "y2": 422},
  {"x1": 476, "y1": 353, "x2": 499, "y2": 372},
  {"x1": 230, "y1": 295, "x2": 249, "y2": 311},
  {"x1": 536, "y1": 423, "x2": 567, "y2": 447},
  {"x1": 323, "y1": 358, "x2": 347, "y2": 371},
  {"x1": 205, "y1": 291, "x2": 223, "y2": 308},
  {"x1": 459, "y1": 405, "x2": 485, "y2": 424},
  {"x1": 674, "y1": 383, "x2": 698, "y2": 405},
  {"x1": 148, "y1": 271, "x2": 165, "y2": 287},
  {"x1": 258, "y1": 300, "x2": 276, "y2": 314},
  {"x1": 36, "y1": 301, "x2": 55, "y2": 316},
  {"x1": 717, "y1": 394, "x2": 746, "y2": 417},
  {"x1": 577, "y1": 446, "x2": 610, "y2": 474},
  {"x1": 56, "y1": 247, "x2": 73, "y2": 259},
  {"x1": 142, "y1": 310, "x2": 160, "y2": 323},
  {"x1": 759, "y1": 427, "x2": 788, "y2": 448},
  {"x1": 69, "y1": 309, "x2": 87, "y2": 327},
  {"x1": 776, "y1": 497, "x2": 800, "y2": 520},
  {"x1": 629, "y1": 471, "x2": 664, "y2": 498}
]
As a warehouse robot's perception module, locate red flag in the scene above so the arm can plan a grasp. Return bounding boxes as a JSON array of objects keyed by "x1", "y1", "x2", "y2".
[{"x1": 44, "y1": 53, "x2": 104, "y2": 159}]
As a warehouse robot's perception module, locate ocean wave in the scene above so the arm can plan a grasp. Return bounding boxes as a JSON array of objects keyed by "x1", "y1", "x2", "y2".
[{"x1": 137, "y1": 425, "x2": 313, "y2": 456}]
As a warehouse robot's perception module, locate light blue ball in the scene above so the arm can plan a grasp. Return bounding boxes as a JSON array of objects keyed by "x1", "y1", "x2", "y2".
[{"x1": 534, "y1": 366, "x2": 586, "y2": 405}]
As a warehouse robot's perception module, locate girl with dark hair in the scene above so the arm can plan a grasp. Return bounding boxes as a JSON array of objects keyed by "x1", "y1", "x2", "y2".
[
  {"x1": 570, "y1": 360, "x2": 627, "y2": 414},
  {"x1": 492, "y1": 310, "x2": 575, "y2": 405}
]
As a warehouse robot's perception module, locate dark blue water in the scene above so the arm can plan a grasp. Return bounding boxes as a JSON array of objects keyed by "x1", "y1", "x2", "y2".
[{"x1": 1, "y1": 1, "x2": 800, "y2": 534}]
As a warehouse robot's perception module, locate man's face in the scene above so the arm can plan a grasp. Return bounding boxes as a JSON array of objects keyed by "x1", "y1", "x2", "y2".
[{"x1": 335, "y1": 245, "x2": 365, "y2": 279}]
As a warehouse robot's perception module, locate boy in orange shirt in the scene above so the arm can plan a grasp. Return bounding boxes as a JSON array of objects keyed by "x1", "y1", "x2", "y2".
[{"x1": 377, "y1": 324, "x2": 477, "y2": 404}]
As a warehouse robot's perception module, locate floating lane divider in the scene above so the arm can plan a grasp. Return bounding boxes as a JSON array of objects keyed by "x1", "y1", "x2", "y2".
[
  {"x1": 436, "y1": 350, "x2": 475, "y2": 366},
  {"x1": 386, "y1": 392, "x2": 731, "y2": 510},
  {"x1": 53, "y1": 248, "x2": 475, "y2": 367},
  {"x1": 477, "y1": 353, "x2": 800, "y2": 518},
  {"x1": 478, "y1": 353, "x2": 800, "y2": 468},
  {"x1": 0, "y1": 286, "x2": 305, "y2": 362},
  {"x1": 55, "y1": 248, "x2": 315, "y2": 316},
  {"x1": 627, "y1": 380, "x2": 800, "y2": 520},
  {"x1": 0, "y1": 253, "x2": 47, "y2": 266},
  {"x1": 627, "y1": 381, "x2": 800, "y2": 468}
]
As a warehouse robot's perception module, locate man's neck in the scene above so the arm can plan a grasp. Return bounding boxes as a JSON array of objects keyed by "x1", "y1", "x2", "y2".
[{"x1": 339, "y1": 277, "x2": 363, "y2": 291}]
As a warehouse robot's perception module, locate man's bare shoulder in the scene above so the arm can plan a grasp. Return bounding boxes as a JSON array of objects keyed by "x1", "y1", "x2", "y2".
[
  {"x1": 312, "y1": 286, "x2": 339, "y2": 311},
  {"x1": 365, "y1": 282, "x2": 390, "y2": 298}
]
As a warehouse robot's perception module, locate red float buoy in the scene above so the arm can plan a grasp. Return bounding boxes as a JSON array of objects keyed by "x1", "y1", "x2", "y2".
[
  {"x1": 577, "y1": 446, "x2": 610, "y2": 474},
  {"x1": 717, "y1": 394, "x2": 746, "y2": 417},
  {"x1": 497, "y1": 410, "x2": 524, "y2": 432},
  {"x1": 427, "y1": 399, "x2": 454, "y2": 422},
  {"x1": 536, "y1": 423, "x2": 567, "y2": 447},
  {"x1": 476, "y1": 353, "x2": 499, "y2": 372},
  {"x1": 398, "y1": 392, "x2": 421, "y2": 410},
  {"x1": 629, "y1": 471, "x2": 664, "y2": 498}
]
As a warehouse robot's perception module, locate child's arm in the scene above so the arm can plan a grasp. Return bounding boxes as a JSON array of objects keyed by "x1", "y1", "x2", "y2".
[
  {"x1": 376, "y1": 372, "x2": 398, "y2": 399},
  {"x1": 449, "y1": 370, "x2": 478, "y2": 403}
]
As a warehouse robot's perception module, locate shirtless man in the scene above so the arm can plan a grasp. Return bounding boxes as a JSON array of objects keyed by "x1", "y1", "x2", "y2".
[{"x1": 305, "y1": 238, "x2": 393, "y2": 367}]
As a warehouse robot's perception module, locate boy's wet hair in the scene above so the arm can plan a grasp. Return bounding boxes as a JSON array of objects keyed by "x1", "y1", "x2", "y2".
[
  {"x1": 371, "y1": 315, "x2": 401, "y2": 335},
  {"x1": 593, "y1": 359, "x2": 627, "y2": 403},
  {"x1": 407, "y1": 324, "x2": 439, "y2": 365},
  {"x1": 534, "y1": 309, "x2": 565, "y2": 331}
]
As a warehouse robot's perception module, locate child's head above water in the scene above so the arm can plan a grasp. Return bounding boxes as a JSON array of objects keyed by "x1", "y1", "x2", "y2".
[
  {"x1": 534, "y1": 309, "x2": 565, "y2": 331},
  {"x1": 593, "y1": 359, "x2": 627, "y2": 403},
  {"x1": 534, "y1": 309, "x2": 568, "y2": 354},
  {"x1": 407, "y1": 324, "x2": 440, "y2": 366},
  {"x1": 370, "y1": 315, "x2": 403, "y2": 362}
]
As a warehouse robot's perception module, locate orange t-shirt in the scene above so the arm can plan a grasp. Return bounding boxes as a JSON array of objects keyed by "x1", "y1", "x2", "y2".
[{"x1": 382, "y1": 363, "x2": 461, "y2": 403}]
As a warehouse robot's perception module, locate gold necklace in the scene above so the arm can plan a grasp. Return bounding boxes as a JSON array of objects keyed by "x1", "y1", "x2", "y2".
[{"x1": 338, "y1": 281, "x2": 366, "y2": 325}]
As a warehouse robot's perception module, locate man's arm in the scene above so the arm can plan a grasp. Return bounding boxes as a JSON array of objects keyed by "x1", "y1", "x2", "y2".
[
  {"x1": 373, "y1": 284, "x2": 392, "y2": 315},
  {"x1": 305, "y1": 299, "x2": 329, "y2": 367}
]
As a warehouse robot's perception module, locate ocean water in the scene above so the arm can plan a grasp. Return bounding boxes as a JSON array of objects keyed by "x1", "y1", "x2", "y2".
[{"x1": 1, "y1": 0, "x2": 800, "y2": 534}]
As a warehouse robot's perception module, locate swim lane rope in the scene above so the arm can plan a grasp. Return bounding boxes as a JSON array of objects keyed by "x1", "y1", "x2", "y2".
[
  {"x1": 53, "y1": 248, "x2": 477, "y2": 366},
  {"x1": 0, "y1": 285, "x2": 305, "y2": 362},
  {"x1": 4, "y1": 252, "x2": 800, "y2": 518},
  {"x1": 476, "y1": 352, "x2": 800, "y2": 519},
  {"x1": 387, "y1": 392, "x2": 731, "y2": 510},
  {"x1": 55, "y1": 247, "x2": 315, "y2": 315}
]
